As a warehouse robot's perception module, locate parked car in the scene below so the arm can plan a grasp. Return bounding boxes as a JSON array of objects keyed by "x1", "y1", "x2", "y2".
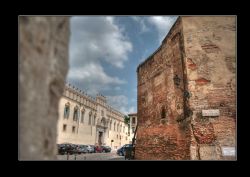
[
  {"x1": 101, "y1": 146, "x2": 111, "y2": 153},
  {"x1": 70, "y1": 144, "x2": 79, "y2": 154},
  {"x1": 86, "y1": 145, "x2": 95, "y2": 153},
  {"x1": 77, "y1": 145, "x2": 89, "y2": 154},
  {"x1": 89, "y1": 145, "x2": 96, "y2": 153},
  {"x1": 117, "y1": 144, "x2": 132, "y2": 156},
  {"x1": 95, "y1": 145, "x2": 103, "y2": 153},
  {"x1": 57, "y1": 144, "x2": 66, "y2": 155},
  {"x1": 57, "y1": 143, "x2": 74, "y2": 155}
]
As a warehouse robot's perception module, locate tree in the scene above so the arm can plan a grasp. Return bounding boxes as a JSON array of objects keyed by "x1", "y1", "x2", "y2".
[{"x1": 124, "y1": 115, "x2": 130, "y2": 125}]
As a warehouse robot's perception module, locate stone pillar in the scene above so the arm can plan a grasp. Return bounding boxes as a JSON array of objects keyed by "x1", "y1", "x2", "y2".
[{"x1": 19, "y1": 16, "x2": 69, "y2": 160}]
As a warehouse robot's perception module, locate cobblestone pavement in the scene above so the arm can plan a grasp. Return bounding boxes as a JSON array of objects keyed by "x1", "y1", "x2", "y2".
[{"x1": 57, "y1": 151, "x2": 125, "y2": 161}]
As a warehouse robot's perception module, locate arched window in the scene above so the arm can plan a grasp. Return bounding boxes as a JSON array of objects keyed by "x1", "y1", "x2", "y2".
[
  {"x1": 132, "y1": 117, "x2": 136, "y2": 124},
  {"x1": 81, "y1": 108, "x2": 85, "y2": 123},
  {"x1": 73, "y1": 106, "x2": 79, "y2": 121},
  {"x1": 64, "y1": 102, "x2": 70, "y2": 119},
  {"x1": 110, "y1": 121, "x2": 112, "y2": 130},
  {"x1": 114, "y1": 122, "x2": 116, "y2": 131},
  {"x1": 88, "y1": 112, "x2": 92, "y2": 125},
  {"x1": 93, "y1": 114, "x2": 96, "y2": 125},
  {"x1": 101, "y1": 117, "x2": 106, "y2": 126}
]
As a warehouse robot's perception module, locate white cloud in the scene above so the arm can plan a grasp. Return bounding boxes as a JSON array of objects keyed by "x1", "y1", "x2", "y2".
[
  {"x1": 68, "y1": 62, "x2": 126, "y2": 85},
  {"x1": 68, "y1": 16, "x2": 133, "y2": 96},
  {"x1": 130, "y1": 16, "x2": 149, "y2": 33},
  {"x1": 67, "y1": 62, "x2": 127, "y2": 96},
  {"x1": 70, "y1": 16, "x2": 133, "y2": 69},
  {"x1": 114, "y1": 86, "x2": 121, "y2": 91},
  {"x1": 148, "y1": 16, "x2": 178, "y2": 43},
  {"x1": 107, "y1": 95, "x2": 128, "y2": 109},
  {"x1": 106, "y1": 95, "x2": 136, "y2": 115}
]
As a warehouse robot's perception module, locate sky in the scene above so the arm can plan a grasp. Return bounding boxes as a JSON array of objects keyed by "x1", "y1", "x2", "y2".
[{"x1": 66, "y1": 16, "x2": 178, "y2": 115}]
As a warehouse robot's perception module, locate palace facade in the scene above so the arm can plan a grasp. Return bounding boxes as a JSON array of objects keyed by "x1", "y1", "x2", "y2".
[{"x1": 57, "y1": 84, "x2": 130, "y2": 149}]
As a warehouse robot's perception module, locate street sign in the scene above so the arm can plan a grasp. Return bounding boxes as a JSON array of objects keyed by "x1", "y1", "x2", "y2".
[
  {"x1": 202, "y1": 109, "x2": 220, "y2": 117},
  {"x1": 222, "y1": 147, "x2": 235, "y2": 156}
]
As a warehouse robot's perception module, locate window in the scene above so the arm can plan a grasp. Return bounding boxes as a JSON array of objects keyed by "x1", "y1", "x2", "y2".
[
  {"x1": 132, "y1": 127, "x2": 135, "y2": 133},
  {"x1": 81, "y1": 110, "x2": 85, "y2": 123},
  {"x1": 72, "y1": 126, "x2": 75, "y2": 133},
  {"x1": 132, "y1": 117, "x2": 136, "y2": 124},
  {"x1": 117, "y1": 135, "x2": 118, "y2": 139},
  {"x1": 114, "y1": 123, "x2": 116, "y2": 131},
  {"x1": 161, "y1": 107, "x2": 166, "y2": 119},
  {"x1": 93, "y1": 116, "x2": 96, "y2": 125},
  {"x1": 110, "y1": 122, "x2": 112, "y2": 130},
  {"x1": 63, "y1": 103, "x2": 70, "y2": 119},
  {"x1": 63, "y1": 124, "x2": 67, "y2": 132},
  {"x1": 73, "y1": 106, "x2": 79, "y2": 121},
  {"x1": 88, "y1": 114, "x2": 91, "y2": 125}
]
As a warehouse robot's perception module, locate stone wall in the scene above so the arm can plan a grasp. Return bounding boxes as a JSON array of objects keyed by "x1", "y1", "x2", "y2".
[
  {"x1": 182, "y1": 16, "x2": 236, "y2": 160},
  {"x1": 19, "y1": 16, "x2": 69, "y2": 160},
  {"x1": 136, "y1": 16, "x2": 236, "y2": 160}
]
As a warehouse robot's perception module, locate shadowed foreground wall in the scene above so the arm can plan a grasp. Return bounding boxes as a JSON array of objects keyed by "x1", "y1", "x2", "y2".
[{"x1": 19, "y1": 16, "x2": 69, "y2": 160}]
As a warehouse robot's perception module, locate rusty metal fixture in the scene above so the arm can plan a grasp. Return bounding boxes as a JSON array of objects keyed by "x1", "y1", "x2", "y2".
[
  {"x1": 173, "y1": 74, "x2": 181, "y2": 86},
  {"x1": 184, "y1": 90, "x2": 191, "y2": 99}
]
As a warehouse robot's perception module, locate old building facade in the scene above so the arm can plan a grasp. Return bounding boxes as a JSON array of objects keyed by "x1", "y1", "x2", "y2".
[
  {"x1": 57, "y1": 84, "x2": 130, "y2": 149},
  {"x1": 136, "y1": 16, "x2": 236, "y2": 160},
  {"x1": 128, "y1": 113, "x2": 137, "y2": 143}
]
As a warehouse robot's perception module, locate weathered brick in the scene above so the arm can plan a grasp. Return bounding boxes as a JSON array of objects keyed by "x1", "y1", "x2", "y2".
[{"x1": 136, "y1": 16, "x2": 236, "y2": 160}]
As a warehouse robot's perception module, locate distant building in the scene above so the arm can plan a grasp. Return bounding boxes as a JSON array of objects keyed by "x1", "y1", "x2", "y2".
[
  {"x1": 57, "y1": 84, "x2": 130, "y2": 149},
  {"x1": 128, "y1": 113, "x2": 137, "y2": 144}
]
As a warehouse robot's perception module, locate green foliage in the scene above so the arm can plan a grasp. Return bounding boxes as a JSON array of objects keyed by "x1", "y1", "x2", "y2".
[{"x1": 124, "y1": 115, "x2": 130, "y2": 125}]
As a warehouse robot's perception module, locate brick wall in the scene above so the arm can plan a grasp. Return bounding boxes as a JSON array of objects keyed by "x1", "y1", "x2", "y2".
[
  {"x1": 136, "y1": 17, "x2": 191, "y2": 160},
  {"x1": 136, "y1": 16, "x2": 236, "y2": 160},
  {"x1": 182, "y1": 16, "x2": 236, "y2": 160}
]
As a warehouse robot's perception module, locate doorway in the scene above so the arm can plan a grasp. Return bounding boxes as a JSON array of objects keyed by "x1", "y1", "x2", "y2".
[{"x1": 98, "y1": 132, "x2": 103, "y2": 146}]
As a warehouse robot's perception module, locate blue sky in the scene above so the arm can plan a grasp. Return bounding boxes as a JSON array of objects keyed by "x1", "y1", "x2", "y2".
[{"x1": 66, "y1": 16, "x2": 178, "y2": 114}]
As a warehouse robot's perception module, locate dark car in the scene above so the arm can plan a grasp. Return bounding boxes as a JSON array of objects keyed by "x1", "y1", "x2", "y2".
[
  {"x1": 57, "y1": 143, "x2": 74, "y2": 155},
  {"x1": 117, "y1": 144, "x2": 132, "y2": 156},
  {"x1": 57, "y1": 144, "x2": 66, "y2": 155},
  {"x1": 69, "y1": 144, "x2": 79, "y2": 154},
  {"x1": 101, "y1": 146, "x2": 111, "y2": 153}
]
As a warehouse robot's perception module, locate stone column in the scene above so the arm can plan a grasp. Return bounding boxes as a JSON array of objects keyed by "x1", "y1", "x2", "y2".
[{"x1": 19, "y1": 16, "x2": 69, "y2": 160}]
